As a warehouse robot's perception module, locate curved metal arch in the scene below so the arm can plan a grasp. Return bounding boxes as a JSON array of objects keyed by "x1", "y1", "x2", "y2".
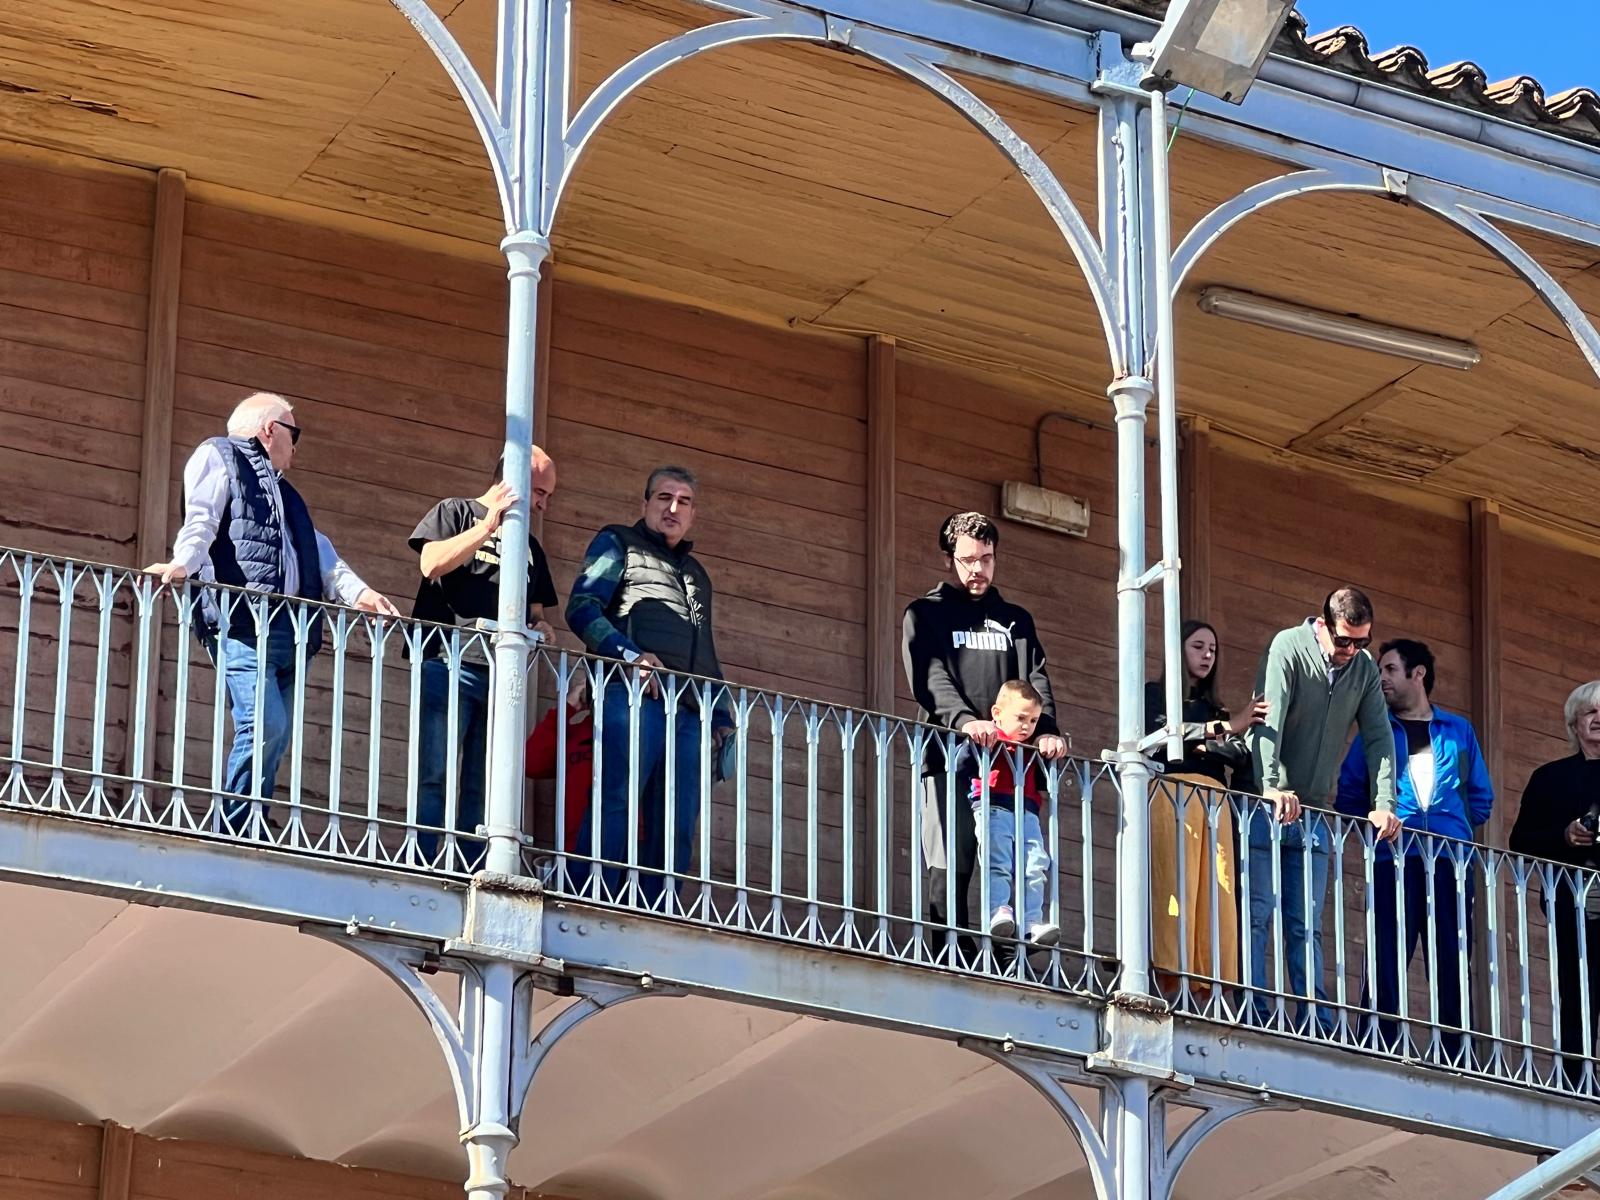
[
  {"x1": 509, "y1": 979, "x2": 673, "y2": 1118},
  {"x1": 557, "y1": 11, "x2": 827, "y2": 219},
  {"x1": 962, "y1": 1043, "x2": 1119, "y2": 1200},
  {"x1": 317, "y1": 935, "x2": 477, "y2": 1112},
  {"x1": 1171, "y1": 165, "x2": 1386, "y2": 294},
  {"x1": 544, "y1": 16, "x2": 1123, "y2": 374},
  {"x1": 1410, "y1": 184, "x2": 1600, "y2": 381},
  {"x1": 1150, "y1": 1090, "x2": 1289, "y2": 1200},
  {"x1": 1173, "y1": 167, "x2": 1600, "y2": 386},
  {"x1": 384, "y1": 0, "x2": 515, "y2": 226}
]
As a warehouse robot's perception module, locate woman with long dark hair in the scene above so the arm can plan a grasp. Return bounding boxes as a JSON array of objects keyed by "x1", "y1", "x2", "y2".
[{"x1": 1145, "y1": 619, "x2": 1266, "y2": 990}]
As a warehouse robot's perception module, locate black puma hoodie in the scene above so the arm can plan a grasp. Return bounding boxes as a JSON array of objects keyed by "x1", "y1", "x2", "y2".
[{"x1": 901, "y1": 581, "x2": 1060, "y2": 775}]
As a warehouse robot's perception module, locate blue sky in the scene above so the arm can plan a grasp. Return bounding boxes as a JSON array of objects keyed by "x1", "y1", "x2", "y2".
[{"x1": 1293, "y1": 1, "x2": 1598, "y2": 96}]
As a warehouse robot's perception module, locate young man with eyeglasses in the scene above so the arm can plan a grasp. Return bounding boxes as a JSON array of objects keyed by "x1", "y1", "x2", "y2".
[
  {"x1": 902, "y1": 511, "x2": 1068, "y2": 945},
  {"x1": 146, "y1": 392, "x2": 399, "y2": 834},
  {"x1": 1245, "y1": 586, "x2": 1399, "y2": 1032}
]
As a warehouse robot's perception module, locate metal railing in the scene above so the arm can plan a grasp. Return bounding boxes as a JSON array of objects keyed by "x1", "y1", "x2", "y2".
[
  {"x1": 0, "y1": 548, "x2": 1115, "y2": 995},
  {"x1": 1151, "y1": 774, "x2": 1600, "y2": 1100},
  {"x1": 8, "y1": 546, "x2": 1600, "y2": 1100}
]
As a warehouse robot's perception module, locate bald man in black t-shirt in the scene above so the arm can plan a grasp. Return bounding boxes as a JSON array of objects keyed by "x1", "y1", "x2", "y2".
[{"x1": 409, "y1": 449, "x2": 559, "y2": 866}]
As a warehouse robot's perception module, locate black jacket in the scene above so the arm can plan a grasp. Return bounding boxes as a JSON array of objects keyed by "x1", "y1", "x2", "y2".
[
  {"x1": 901, "y1": 582, "x2": 1059, "y2": 776},
  {"x1": 1509, "y1": 753, "x2": 1600, "y2": 871},
  {"x1": 1144, "y1": 681, "x2": 1250, "y2": 788}
]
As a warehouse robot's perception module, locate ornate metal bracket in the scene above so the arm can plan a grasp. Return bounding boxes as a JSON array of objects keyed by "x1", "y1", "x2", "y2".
[{"x1": 308, "y1": 926, "x2": 669, "y2": 1198}]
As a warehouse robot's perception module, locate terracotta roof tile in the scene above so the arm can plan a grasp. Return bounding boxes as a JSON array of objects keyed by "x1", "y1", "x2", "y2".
[
  {"x1": 1278, "y1": 13, "x2": 1600, "y2": 146},
  {"x1": 981, "y1": 3, "x2": 1600, "y2": 149}
]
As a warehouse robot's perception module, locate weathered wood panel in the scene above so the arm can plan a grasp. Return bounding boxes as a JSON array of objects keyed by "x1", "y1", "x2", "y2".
[
  {"x1": 0, "y1": 157, "x2": 150, "y2": 566},
  {"x1": 0, "y1": 1112, "x2": 99, "y2": 1200},
  {"x1": 1211, "y1": 447, "x2": 1475, "y2": 746}
]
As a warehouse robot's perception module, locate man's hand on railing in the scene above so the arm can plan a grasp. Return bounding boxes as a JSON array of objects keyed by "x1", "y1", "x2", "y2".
[
  {"x1": 354, "y1": 588, "x2": 401, "y2": 617},
  {"x1": 1035, "y1": 734, "x2": 1069, "y2": 760},
  {"x1": 142, "y1": 561, "x2": 189, "y2": 586},
  {"x1": 1265, "y1": 786, "x2": 1301, "y2": 823},
  {"x1": 631, "y1": 651, "x2": 665, "y2": 699},
  {"x1": 1368, "y1": 809, "x2": 1403, "y2": 843}
]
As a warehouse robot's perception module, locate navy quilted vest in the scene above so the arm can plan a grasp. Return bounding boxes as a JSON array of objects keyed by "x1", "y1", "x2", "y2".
[{"x1": 193, "y1": 436, "x2": 325, "y2": 655}]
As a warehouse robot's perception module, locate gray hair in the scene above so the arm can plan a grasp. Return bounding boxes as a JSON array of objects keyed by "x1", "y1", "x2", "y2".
[
  {"x1": 643, "y1": 465, "x2": 697, "y2": 500},
  {"x1": 1565, "y1": 681, "x2": 1600, "y2": 751},
  {"x1": 227, "y1": 392, "x2": 294, "y2": 438}
]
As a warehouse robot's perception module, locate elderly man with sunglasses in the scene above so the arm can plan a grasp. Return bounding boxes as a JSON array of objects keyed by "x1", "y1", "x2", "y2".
[
  {"x1": 146, "y1": 392, "x2": 398, "y2": 834},
  {"x1": 1244, "y1": 586, "x2": 1400, "y2": 1033}
]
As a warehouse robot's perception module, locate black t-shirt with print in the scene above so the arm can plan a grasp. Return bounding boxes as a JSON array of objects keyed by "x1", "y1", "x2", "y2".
[{"x1": 409, "y1": 498, "x2": 558, "y2": 655}]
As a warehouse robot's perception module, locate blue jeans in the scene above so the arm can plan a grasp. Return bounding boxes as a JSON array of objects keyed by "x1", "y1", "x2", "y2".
[
  {"x1": 977, "y1": 805, "x2": 1050, "y2": 929},
  {"x1": 207, "y1": 619, "x2": 300, "y2": 834},
  {"x1": 416, "y1": 658, "x2": 491, "y2": 867},
  {"x1": 1245, "y1": 810, "x2": 1332, "y2": 1029},
  {"x1": 576, "y1": 682, "x2": 706, "y2": 906}
]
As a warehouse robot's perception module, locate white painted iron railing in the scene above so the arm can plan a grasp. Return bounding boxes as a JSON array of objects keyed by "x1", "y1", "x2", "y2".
[
  {"x1": 1152, "y1": 775, "x2": 1600, "y2": 1100},
  {"x1": 0, "y1": 548, "x2": 1116, "y2": 994},
  {"x1": 8, "y1": 546, "x2": 1600, "y2": 1099}
]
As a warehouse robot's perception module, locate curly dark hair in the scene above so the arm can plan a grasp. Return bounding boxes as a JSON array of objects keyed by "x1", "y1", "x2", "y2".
[{"x1": 938, "y1": 511, "x2": 999, "y2": 556}]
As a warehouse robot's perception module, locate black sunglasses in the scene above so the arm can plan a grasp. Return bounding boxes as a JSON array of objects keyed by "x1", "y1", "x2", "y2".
[
  {"x1": 272, "y1": 420, "x2": 302, "y2": 447},
  {"x1": 1330, "y1": 634, "x2": 1371, "y2": 651}
]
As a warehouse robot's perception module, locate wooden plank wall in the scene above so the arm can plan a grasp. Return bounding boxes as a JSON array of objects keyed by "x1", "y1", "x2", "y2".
[
  {"x1": 893, "y1": 352, "x2": 1132, "y2": 944},
  {"x1": 1210, "y1": 448, "x2": 1475, "y2": 728},
  {"x1": 6, "y1": 148, "x2": 1600, "y2": 971},
  {"x1": 0, "y1": 156, "x2": 153, "y2": 786},
  {"x1": 0, "y1": 1113, "x2": 548, "y2": 1200}
]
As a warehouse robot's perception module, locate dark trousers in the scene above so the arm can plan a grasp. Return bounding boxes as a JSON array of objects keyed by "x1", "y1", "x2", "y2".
[
  {"x1": 1368, "y1": 853, "x2": 1474, "y2": 1058},
  {"x1": 1550, "y1": 888, "x2": 1600, "y2": 1087},
  {"x1": 922, "y1": 773, "x2": 978, "y2": 931},
  {"x1": 576, "y1": 683, "x2": 706, "y2": 908},
  {"x1": 415, "y1": 658, "x2": 491, "y2": 869}
]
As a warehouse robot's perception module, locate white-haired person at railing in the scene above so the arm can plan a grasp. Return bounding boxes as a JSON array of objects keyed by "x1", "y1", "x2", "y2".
[
  {"x1": 1509, "y1": 679, "x2": 1600, "y2": 1088},
  {"x1": 1337, "y1": 638, "x2": 1493, "y2": 1063},
  {"x1": 1144, "y1": 619, "x2": 1266, "y2": 996},
  {"x1": 145, "y1": 392, "x2": 399, "y2": 834}
]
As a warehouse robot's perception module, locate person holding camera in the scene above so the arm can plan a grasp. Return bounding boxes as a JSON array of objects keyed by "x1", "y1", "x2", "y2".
[
  {"x1": 1510, "y1": 679, "x2": 1600, "y2": 1085},
  {"x1": 409, "y1": 449, "x2": 559, "y2": 867}
]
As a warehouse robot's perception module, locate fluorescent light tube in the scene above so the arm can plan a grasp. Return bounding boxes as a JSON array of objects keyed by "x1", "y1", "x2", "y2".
[{"x1": 1196, "y1": 287, "x2": 1481, "y2": 369}]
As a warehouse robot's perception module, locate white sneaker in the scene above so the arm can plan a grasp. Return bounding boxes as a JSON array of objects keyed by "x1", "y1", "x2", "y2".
[
  {"x1": 989, "y1": 906, "x2": 1016, "y2": 939},
  {"x1": 1027, "y1": 922, "x2": 1060, "y2": 948}
]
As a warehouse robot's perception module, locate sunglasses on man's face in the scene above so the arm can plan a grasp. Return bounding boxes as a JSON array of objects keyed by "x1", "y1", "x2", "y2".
[
  {"x1": 1330, "y1": 634, "x2": 1371, "y2": 651},
  {"x1": 272, "y1": 420, "x2": 302, "y2": 447}
]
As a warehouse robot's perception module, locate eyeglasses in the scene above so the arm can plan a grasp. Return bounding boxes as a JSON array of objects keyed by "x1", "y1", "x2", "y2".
[
  {"x1": 272, "y1": 420, "x2": 302, "y2": 447},
  {"x1": 1330, "y1": 634, "x2": 1371, "y2": 651}
]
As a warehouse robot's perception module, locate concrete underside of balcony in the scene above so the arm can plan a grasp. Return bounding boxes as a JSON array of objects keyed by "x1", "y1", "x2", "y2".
[{"x1": 0, "y1": 814, "x2": 1590, "y2": 1200}]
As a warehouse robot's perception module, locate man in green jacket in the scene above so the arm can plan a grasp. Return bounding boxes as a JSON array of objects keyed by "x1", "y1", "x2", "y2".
[{"x1": 1245, "y1": 586, "x2": 1400, "y2": 1031}]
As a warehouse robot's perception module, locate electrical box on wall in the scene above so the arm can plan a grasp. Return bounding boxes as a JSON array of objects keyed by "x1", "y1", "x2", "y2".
[{"x1": 1001, "y1": 480, "x2": 1090, "y2": 539}]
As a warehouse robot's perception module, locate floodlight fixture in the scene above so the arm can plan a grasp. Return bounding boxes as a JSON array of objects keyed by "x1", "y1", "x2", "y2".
[
  {"x1": 1196, "y1": 287, "x2": 1482, "y2": 370},
  {"x1": 1142, "y1": 0, "x2": 1299, "y2": 103}
]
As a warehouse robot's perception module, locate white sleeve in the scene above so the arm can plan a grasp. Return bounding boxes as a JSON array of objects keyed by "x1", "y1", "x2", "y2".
[
  {"x1": 171, "y1": 444, "x2": 228, "y2": 573},
  {"x1": 316, "y1": 531, "x2": 369, "y2": 606}
]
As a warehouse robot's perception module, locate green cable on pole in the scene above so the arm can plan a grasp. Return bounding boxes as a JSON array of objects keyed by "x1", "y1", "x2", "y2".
[{"x1": 1168, "y1": 86, "x2": 1197, "y2": 150}]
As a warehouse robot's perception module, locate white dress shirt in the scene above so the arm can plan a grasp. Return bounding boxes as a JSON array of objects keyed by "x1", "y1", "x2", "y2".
[{"x1": 171, "y1": 442, "x2": 369, "y2": 607}]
